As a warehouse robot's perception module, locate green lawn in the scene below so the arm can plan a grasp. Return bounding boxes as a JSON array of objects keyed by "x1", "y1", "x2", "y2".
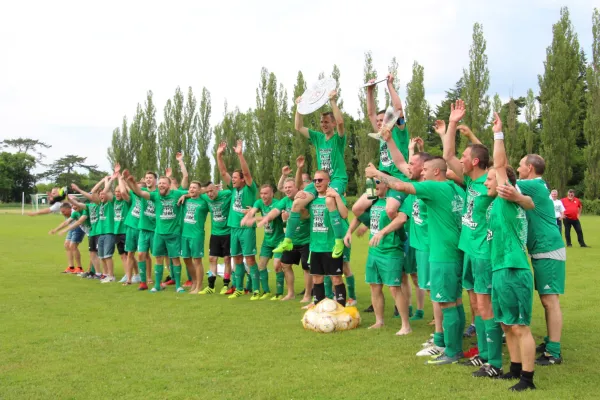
[{"x1": 1, "y1": 214, "x2": 598, "y2": 399}]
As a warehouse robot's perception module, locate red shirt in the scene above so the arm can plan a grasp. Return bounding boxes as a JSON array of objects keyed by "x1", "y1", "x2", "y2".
[{"x1": 561, "y1": 197, "x2": 582, "y2": 220}]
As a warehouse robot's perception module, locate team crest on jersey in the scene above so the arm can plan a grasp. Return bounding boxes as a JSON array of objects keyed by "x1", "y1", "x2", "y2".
[
  {"x1": 319, "y1": 148, "x2": 333, "y2": 175},
  {"x1": 114, "y1": 203, "x2": 124, "y2": 221},
  {"x1": 184, "y1": 203, "x2": 198, "y2": 224},
  {"x1": 99, "y1": 203, "x2": 106, "y2": 221},
  {"x1": 232, "y1": 191, "x2": 243, "y2": 213},
  {"x1": 90, "y1": 207, "x2": 98, "y2": 224},
  {"x1": 412, "y1": 199, "x2": 423, "y2": 225},
  {"x1": 131, "y1": 198, "x2": 141, "y2": 218},
  {"x1": 311, "y1": 203, "x2": 327, "y2": 233},
  {"x1": 144, "y1": 200, "x2": 156, "y2": 218},
  {"x1": 211, "y1": 202, "x2": 225, "y2": 222},
  {"x1": 370, "y1": 205, "x2": 385, "y2": 235},
  {"x1": 380, "y1": 142, "x2": 392, "y2": 167},
  {"x1": 462, "y1": 190, "x2": 478, "y2": 229},
  {"x1": 160, "y1": 199, "x2": 176, "y2": 220}
]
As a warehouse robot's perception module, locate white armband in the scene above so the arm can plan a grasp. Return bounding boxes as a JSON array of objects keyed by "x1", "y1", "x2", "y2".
[{"x1": 494, "y1": 132, "x2": 504, "y2": 141}]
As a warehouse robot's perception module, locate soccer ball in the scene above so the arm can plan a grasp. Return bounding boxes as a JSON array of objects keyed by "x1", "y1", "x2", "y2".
[
  {"x1": 315, "y1": 298, "x2": 338, "y2": 313},
  {"x1": 335, "y1": 313, "x2": 352, "y2": 330},
  {"x1": 317, "y1": 315, "x2": 336, "y2": 333},
  {"x1": 302, "y1": 309, "x2": 319, "y2": 330}
]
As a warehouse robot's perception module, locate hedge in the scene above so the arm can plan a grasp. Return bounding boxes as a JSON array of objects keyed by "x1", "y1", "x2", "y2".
[{"x1": 583, "y1": 200, "x2": 600, "y2": 216}]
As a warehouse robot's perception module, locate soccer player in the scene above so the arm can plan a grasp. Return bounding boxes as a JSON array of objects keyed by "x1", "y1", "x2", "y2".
[
  {"x1": 216, "y1": 140, "x2": 259, "y2": 300},
  {"x1": 441, "y1": 100, "x2": 499, "y2": 371},
  {"x1": 497, "y1": 154, "x2": 568, "y2": 366},
  {"x1": 366, "y1": 155, "x2": 466, "y2": 365},
  {"x1": 485, "y1": 113, "x2": 536, "y2": 390},
  {"x1": 242, "y1": 184, "x2": 284, "y2": 300},
  {"x1": 124, "y1": 171, "x2": 188, "y2": 293},
  {"x1": 202, "y1": 183, "x2": 233, "y2": 294},
  {"x1": 344, "y1": 175, "x2": 411, "y2": 335},
  {"x1": 260, "y1": 157, "x2": 311, "y2": 301},
  {"x1": 49, "y1": 203, "x2": 85, "y2": 274},
  {"x1": 274, "y1": 90, "x2": 347, "y2": 258},
  {"x1": 550, "y1": 190, "x2": 565, "y2": 234},
  {"x1": 179, "y1": 181, "x2": 209, "y2": 294},
  {"x1": 307, "y1": 170, "x2": 349, "y2": 307},
  {"x1": 353, "y1": 74, "x2": 410, "y2": 220},
  {"x1": 111, "y1": 174, "x2": 130, "y2": 283},
  {"x1": 116, "y1": 168, "x2": 141, "y2": 285},
  {"x1": 136, "y1": 171, "x2": 158, "y2": 290}
]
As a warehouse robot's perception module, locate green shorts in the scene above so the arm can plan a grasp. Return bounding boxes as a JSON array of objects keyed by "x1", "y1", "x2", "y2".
[
  {"x1": 467, "y1": 256, "x2": 493, "y2": 295},
  {"x1": 430, "y1": 260, "x2": 463, "y2": 303},
  {"x1": 365, "y1": 253, "x2": 403, "y2": 286},
  {"x1": 403, "y1": 246, "x2": 417, "y2": 274},
  {"x1": 303, "y1": 179, "x2": 347, "y2": 198},
  {"x1": 138, "y1": 229, "x2": 155, "y2": 253},
  {"x1": 125, "y1": 226, "x2": 139, "y2": 253},
  {"x1": 531, "y1": 258, "x2": 565, "y2": 295},
  {"x1": 181, "y1": 235, "x2": 205, "y2": 259},
  {"x1": 462, "y1": 255, "x2": 474, "y2": 290},
  {"x1": 415, "y1": 249, "x2": 430, "y2": 290},
  {"x1": 152, "y1": 233, "x2": 181, "y2": 258},
  {"x1": 230, "y1": 227, "x2": 257, "y2": 257},
  {"x1": 260, "y1": 243, "x2": 283, "y2": 260},
  {"x1": 492, "y1": 268, "x2": 533, "y2": 326},
  {"x1": 343, "y1": 246, "x2": 350, "y2": 263}
]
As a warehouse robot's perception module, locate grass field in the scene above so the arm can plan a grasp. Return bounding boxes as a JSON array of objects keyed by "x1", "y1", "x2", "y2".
[{"x1": 1, "y1": 213, "x2": 599, "y2": 399}]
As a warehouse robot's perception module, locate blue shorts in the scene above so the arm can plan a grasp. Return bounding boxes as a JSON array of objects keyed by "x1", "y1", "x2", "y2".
[
  {"x1": 66, "y1": 227, "x2": 85, "y2": 244},
  {"x1": 98, "y1": 234, "x2": 116, "y2": 259}
]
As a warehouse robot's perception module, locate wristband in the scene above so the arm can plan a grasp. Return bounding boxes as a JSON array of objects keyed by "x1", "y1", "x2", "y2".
[{"x1": 494, "y1": 132, "x2": 504, "y2": 140}]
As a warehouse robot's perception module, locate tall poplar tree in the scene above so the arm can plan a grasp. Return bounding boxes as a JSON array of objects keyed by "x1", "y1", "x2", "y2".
[
  {"x1": 584, "y1": 8, "x2": 600, "y2": 199},
  {"x1": 524, "y1": 89, "x2": 537, "y2": 154},
  {"x1": 195, "y1": 87, "x2": 212, "y2": 183},
  {"x1": 140, "y1": 91, "x2": 158, "y2": 175},
  {"x1": 406, "y1": 61, "x2": 428, "y2": 138}
]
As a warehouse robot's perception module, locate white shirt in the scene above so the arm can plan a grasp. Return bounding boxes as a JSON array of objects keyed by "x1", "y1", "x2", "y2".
[
  {"x1": 49, "y1": 202, "x2": 63, "y2": 213},
  {"x1": 551, "y1": 198, "x2": 565, "y2": 218}
]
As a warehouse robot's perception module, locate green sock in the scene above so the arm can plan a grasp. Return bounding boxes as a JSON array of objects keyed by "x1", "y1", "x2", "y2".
[
  {"x1": 154, "y1": 265, "x2": 164, "y2": 291},
  {"x1": 484, "y1": 318, "x2": 504, "y2": 369},
  {"x1": 457, "y1": 303, "x2": 466, "y2": 354},
  {"x1": 169, "y1": 260, "x2": 174, "y2": 277},
  {"x1": 328, "y1": 210, "x2": 345, "y2": 239},
  {"x1": 434, "y1": 331, "x2": 445, "y2": 348},
  {"x1": 324, "y1": 276, "x2": 333, "y2": 299},
  {"x1": 249, "y1": 265, "x2": 259, "y2": 292},
  {"x1": 245, "y1": 271, "x2": 253, "y2": 291},
  {"x1": 235, "y1": 263, "x2": 245, "y2": 290},
  {"x1": 173, "y1": 265, "x2": 182, "y2": 288},
  {"x1": 284, "y1": 212, "x2": 300, "y2": 240},
  {"x1": 90, "y1": 263, "x2": 96, "y2": 275},
  {"x1": 138, "y1": 261, "x2": 146, "y2": 283},
  {"x1": 474, "y1": 316, "x2": 488, "y2": 361},
  {"x1": 259, "y1": 268, "x2": 270, "y2": 293},
  {"x1": 410, "y1": 309, "x2": 425, "y2": 320},
  {"x1": 546, "y1": 341, "x2": 561, "y2": 358},
  {"x1": 409, "y1": 305, "x2": 413, "y2": 318},
  {"x1": 441, "y1": 306, "x2": 460, "y2": 357},
  {"x1": 345, "y1": 275, "x2": 356, "y2": 299},
  {"x1": 275, "y1": 271, "x2": 284, "y2": 295},
  {"x1": 544, "y1": 336, "x2": 549, "y2": 344}
]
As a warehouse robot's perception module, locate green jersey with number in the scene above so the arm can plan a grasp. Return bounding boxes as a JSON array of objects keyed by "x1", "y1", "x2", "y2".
[
  {"x1": 308, "y1": 129, "x2": 347, "y2": 183},
  {"x1": 138, "y1": 188, "x2": 157, "y2": 232},
  {"x1": 149, "y1": 189, "x2": 188, "y2": 235},
  {"x1": 413, "y1": 180, "x2": 465, "y2": 262},
  {"x1": 274, "y1": 196, "x2": 310, "y2": 245},
  {"x1": 400, "y1": 193, "x2": 429, "y2": 252},
  {"x1": 227, "y1": 182, "x2": 258, "y2": 229},
  {"x1": 113, "y1": 198, "x2": 129, "y2": 235},
  {"x1": 182, "y1": 197, "x2": 209, "y2": 239},
  {"x1": 459, "y1": 174, "x2": 494, "y2": 259},
  {"x1": 254, "y1": 198, "x2": 284, "y2": 246},
  {"x1": 202, "y1": 190, "x2": 232, "y2": 236},
  {"x1": 487, "y1": 197, "x2": 529, "y2": 271},
  {"x1": 364, "y1": 198, "x2": 405, "y2": 257},
  {"x1": 379, "y1": 125, "x2": 410, "y2": 181}
]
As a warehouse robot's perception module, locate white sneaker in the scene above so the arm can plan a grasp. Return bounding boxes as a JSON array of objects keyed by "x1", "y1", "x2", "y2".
[
  {"x1": 131, "y1": 275, "x2": 141, "y2": 283},
  {"x1": 119, "y1": 275, "x2": 128, "y2": 283},
  {"x1": 416, "y1": 345, "x2": 445, "y2": 357},
  {"x1": 422, "y1": 338, "x2": 434, "y2": 347},
  {"x1": 101, "y1": 276, "x2": 115, "y2": 284},
  {"x1": 346, "y1": 298, "x2": 357, "y2": 307}
]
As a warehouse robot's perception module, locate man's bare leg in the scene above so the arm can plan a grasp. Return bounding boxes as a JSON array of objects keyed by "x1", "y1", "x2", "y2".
[
  {"x1": 281, "y1": 263, "x2": 295, "y2": 300},
  {"x1": 184, "y1": 258, "x2": 196, "y2": 292},
  {"x1": 193, "y1": 258, "x2": 204, "y2": 293},
  {"x1": 391, "y1": 285, "x2": 412, "y2": 335},
  {"x1": 369, "y1": 284, "x2": 385, "y2": 329},
  {"x1": 301, "y1": 270, "x2": 313, "y2": 303}
]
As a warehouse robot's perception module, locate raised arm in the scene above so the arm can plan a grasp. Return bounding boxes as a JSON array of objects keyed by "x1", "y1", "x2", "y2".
[
  {"x1": 387, "y1": 74, "x2": 405, "y2": 128},
  {"x1": 277, "y1": 165, "x2": 291, "y2": 192},
  {"x1": 294, "y1": 97, "x2": 310, "y2": 138},
  {"x1": 216, "y1": 141, "x2": 232, "y2": 187},
  {"x1": 366, "y1": 80, "x2": 379, "y2": 131},
  {"x1": 118, "y1": 175, "x2": 130, "y2": 202},
  {"x1": 366, "y1": 163, "x2": 416, "y2": 195},
  {"x1": 122, "y1": 170, "x2": 150, "y2": 200},
  {"x1": 457, "y1": 125, "x2": 482, "y2": 145},
  {"x1": 329, "y1": 90, "x2": 344, "y2": 137},
  {"x1": 381, "y1": 127, "x2": 410, "y2": 177},
  {"x1": 233, "y1": 140, "x2": 253, "y2": 186},
  {"x1": 295, "y1": 155, "x2": 305, "y2": 190},
  {"x1": 442, "y1": 100, "x2": 466, "y2": 185},
  {"x1": 176, "y1": 152, "x2": 189, "y2": 189},
  {"x1": 65, "y1": 195, "x2": 86, "y2": 210},
  {"x1": 102, "y1": 175, "x2": 115, "y2": 202},
  {"x1": 26, "y1": 208, "x2": 52, "y2": 216},
  {"x1": 71, "y1": 183, "x2": 100, "y2": 204},
  {"x1": 492, "y1": 112, "x2": 508, "y2": 187}
]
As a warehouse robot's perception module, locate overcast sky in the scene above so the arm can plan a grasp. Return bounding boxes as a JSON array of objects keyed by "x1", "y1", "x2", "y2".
[{"x1": 1, "y1": 0, "x2": 598, "y2": 175}]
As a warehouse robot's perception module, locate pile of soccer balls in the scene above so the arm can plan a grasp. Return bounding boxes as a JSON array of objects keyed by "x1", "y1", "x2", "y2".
[{"x1": 302, "y1": 299, "x2": 361, "y2": 333}]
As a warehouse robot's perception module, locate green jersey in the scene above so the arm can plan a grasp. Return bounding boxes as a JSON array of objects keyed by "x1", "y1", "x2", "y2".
[
  {"x1": 253, "y1": 198, "x2": 284, "y2": 246},
  {"x1": 97, "y1": 201, "x2": 115, "y2": 235},
  {"x1": 70, "y1": 211, "x2": 82, "y2": 228},
  {"x1": 182, "y1": 197, "x2": 209, "y2": 239},
  {"x1": 149, "y1": 189, "x2": 188, "y2": 235},
  {"x1": 364, "y1": 198, "x2": 406, "y2": 257},
  {"x1": 125, "y1": 190, "x2": 141, "y2": 229},
  {"x1": 227, "y1": 182, "x2": 258, "y2": 229},
  {"x1": 112, "y1": 198, "x2": 129, "y2": 235},
  {"x1": 400, "y1": 193, "x2": 429, "y2": 251},
  {"x1": 83, "y1": 203, "x2": 99, "y2": 237},
  {"x1": 308, "y1": 129, "x2": 347, "y2": 182},
  {"x1": 379, "y1": 125, "x2": 410, "y2": 181},
  {"x1": 308, "y1": 195, "x2": 349, "y2": 252},
  {"x1": 487, "y1": 197, "x2": 529, "y2": 271},
  {"x1": 138, "y1": 188, "x2": 157, "y2": 232},
  {"x1": 517, "y1": 178, "x2": 565, "y2": 254},
  {"x1": 201, "y1": 190, "x2": 232, "y2": 236},
  {"x1": 274, "y1": 197, "x2": 310, "y2": 245},
  {"x1": 459, "y1": 174, "x2": 494, "y2": 259},
  {"x1": 413, "y1": 180, "x2": 465, "y2": 262}
]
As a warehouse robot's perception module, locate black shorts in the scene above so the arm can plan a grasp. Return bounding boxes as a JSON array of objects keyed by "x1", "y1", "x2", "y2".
[
  {"x1": 115, "y1": 234, "x2": 126, "y2": 255},
  {"x1": 88, "y1": 235, "x2": 99, "y2": 252},
  {"x1": 309, "y1": 251, "x2": 343, "y2": 276},
  {"x1": 281, "y1": 244, "x2": 310, "y2": 270},
  {"x1": 209, "y1": 234, "x2": 231, "y2": 258}
]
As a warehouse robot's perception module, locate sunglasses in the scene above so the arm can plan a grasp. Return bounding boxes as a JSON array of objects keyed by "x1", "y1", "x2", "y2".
[
  {"x1": 313, "y1": 178, "x2": 325, "y2": 184},
  {"x1": 374, "y1": 179, "x2": 381, "y2": 185}
]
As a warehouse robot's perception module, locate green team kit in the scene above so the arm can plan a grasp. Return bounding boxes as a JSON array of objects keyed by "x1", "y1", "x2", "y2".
[
  {"x1": 254, "y1": 198, "x2": 284, "y2": 259},
  {"x1": 138, "y1": 188, "x2": 157, "y2": 253},
  {"x1": 304, "y1": 129, "x2": 348, "y2": 195},
  {"x1": 400, "y1": 194, "x2": 430, "y2": 290},
  {"x1": 228, "y1": 182, "x2": 258, "y2": 256},
  {"x1": 181, "y1": 197, "x2": 209, "y2": 259}
]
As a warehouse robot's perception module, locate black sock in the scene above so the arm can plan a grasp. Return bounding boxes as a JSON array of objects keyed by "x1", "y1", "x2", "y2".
[
  {"x1": 510, "y1": 362, "x2": 522, "y2": 376},
  {"x1": 208, "y1": 276, "x2": 216, "y2": 289},
  {"x1": 313, "y1": 283, "x2": 325, "y2": 304},
  {"x1": 223, "y1": 278, "x2": 230, "y2": 287},
  {"x1": 334, "y1": 284, "x2": 346, "y2": 307},
  {"x1": 510, "y1": 370, "x2": 535, "y2": 391}
]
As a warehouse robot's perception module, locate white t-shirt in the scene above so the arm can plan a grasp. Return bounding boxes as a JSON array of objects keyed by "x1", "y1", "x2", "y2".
[
  {"x1": 49, "y1": 202, "x2": 63, "y2": 213},
  {"x1": 551, "y1": 198, "x2": 565, "y2": 218}
]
